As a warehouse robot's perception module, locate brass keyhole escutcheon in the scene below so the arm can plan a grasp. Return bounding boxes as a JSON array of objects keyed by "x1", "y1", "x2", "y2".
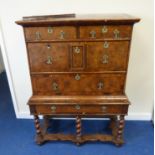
[
  {"x1": 48, "y1": 27, "x2": 53, "y2": 34},
  {"x1": 51, "y1": 105, "x2": 56, "y2": 113},
  {"x1": 103, "y1": 41, "x2": 109, "y2": 48},
  {"x1": 74, "y1": 47, "x2": 80, "y2": 54},
  {"x1": 102, "y1": 106, "x2": 107, "y2": 112},
  {"x1": 75, "y1": 105, "x2": 80, "y2": 110},
  {"x1": 52, "y1": 82, "x2": 59, "y2": 91},
  {"x1": 102, "y1": 26, "x2": 108, "y2": 33},
  {"x1": 75, "y1": 74, "x2": 81, "y2": 80}
]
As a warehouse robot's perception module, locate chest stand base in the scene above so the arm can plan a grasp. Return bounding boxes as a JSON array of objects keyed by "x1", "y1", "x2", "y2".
[{"x1": 33, "y1": 115, "x2": 125, "y2": 146}]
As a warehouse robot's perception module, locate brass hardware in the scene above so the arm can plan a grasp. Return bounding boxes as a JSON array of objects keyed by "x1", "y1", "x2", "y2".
[
  {"x1": 48, "y1": 27, "x2": 53, "y2": 34},
  {"x1": 46, "y1": 56, "x2": 52, "y2": 64},
  {"x1": 90, "y1": 30, "x2": 96, "y2": 38},
  {"x1": 75, "y1": 105, "x2": 80, "y2": 110},
  {"x1": 102, "y1": 26, "x2": 108, "y2": 33},
  {"x1": 35, "y1": 32, "x2": 41, "y2": 40},
  {"x1": 75, "y1": 74, "x2": 81, "y2": 80},
  {"x1": 52, "y1": 82, "x2": 58, "y2": 91},
  {"x1": 113, "y1": 29, "x2": 120, "y2": 39},
  {"x1": 60, "y1": 30, "x2": 65, "y2": 39},
  {"x1": 103, "y1": 41, "x2": 109, "y2": 48},
  {"x1": 51, "y1": 105, "x2": 56, "y2": 112},
  {"x1": 74, "y1": 47, "x2": 80, "y2": 54},
  {"x1": 46, "y1": 44, "x2": 51, "y2": 49},
  {"x1": 97, "y1": 82, "x2": 104, "y2": 90},
  {"x1": 102, "y1": 54, "x2": 109, "y2": 64},
  {"x1": 101, "y1": 106, "x2": 107, "y2": 112}
]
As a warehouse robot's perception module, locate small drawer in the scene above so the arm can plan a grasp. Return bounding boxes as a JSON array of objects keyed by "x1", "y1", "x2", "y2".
[
  {"x1": 79, "y1": 25, "x2": 132, "y2": 39},
  {"x1": 25, "y1": 26, "x2": 76, "y2": 41},
  {"x1": 35, "y1": 104, "x2": 128, "y2": 115}
]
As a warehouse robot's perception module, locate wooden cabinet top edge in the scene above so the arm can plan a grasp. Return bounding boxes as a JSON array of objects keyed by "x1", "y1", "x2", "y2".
[{"x1": 15, "y1": 13, "x2": 140, "y2": 26}]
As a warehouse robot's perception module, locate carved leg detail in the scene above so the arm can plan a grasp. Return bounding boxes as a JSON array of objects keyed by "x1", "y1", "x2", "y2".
[
  {"x1": 115, "y1": 115, "x2": 125, "y2": 146},
  {"x1": 76, "y1": 116, "x2": 82, "y2": 145},
  {"x1": 34, "y1": 115, "x2": 44, "y2": 145}
]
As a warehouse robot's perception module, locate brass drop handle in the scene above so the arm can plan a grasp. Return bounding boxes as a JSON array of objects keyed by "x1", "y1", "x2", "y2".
[
  {"x1": 90, "y1": 30, "x2": 96, "y2": 38},
  {"x1": 46, "y1": 56, "x2": 52, "y2": 64},
  {"x1": 35, "y1": 32, "x2": 41, "y2": 40},
  {"x1": 75, "y1": 74, "x2": 81, "y2": 80},
  {"x1": 48, "y1": 27, "x2": 53, "y2": 34},
  {"x1": 101, "y1": 26, "x2": 108, "y2": 33},
  {"x1": 51, "y1": 105, "x2": 56, "y2": 113},
  {"x1": 52, "y1": 82, "x2": 59, "y2": 91},
  {"x1": 75, "y1": 105, "x2": 80, "y2": 110},
  {"x1": 97, "y1": 82, "x2": 104, "y2": 90},
  {"x1": 74, "y1": 47, "x2": 80, "y2": 54},
  {"x1": 102, "y1": 54, "x2": 109, "y2": 64},
  {"x1": 101, "y1": 106, "x2": 107, "y2": 112},
  {"x1": 113, "y1": 29, "x2": 120, "y2": 39},
  {"x1": 60, "y1": 30, "x2": 65, "y2": 39}
]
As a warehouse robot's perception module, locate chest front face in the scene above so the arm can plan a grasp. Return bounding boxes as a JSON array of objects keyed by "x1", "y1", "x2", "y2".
[{"x1": 24, "y1": 24, "x2": 132, "y2": 97}]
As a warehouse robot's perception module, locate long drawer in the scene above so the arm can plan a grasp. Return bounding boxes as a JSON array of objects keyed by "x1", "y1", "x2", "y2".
[
  {"x1": 32, "y1": 73, "x2": 125, "y2": 95},
  {"x1": 28, "y1": 41, "x2": 129, "y2": 72},
  {"x1": 34, "y1": 104, "x2": 128, "y2": 115}
]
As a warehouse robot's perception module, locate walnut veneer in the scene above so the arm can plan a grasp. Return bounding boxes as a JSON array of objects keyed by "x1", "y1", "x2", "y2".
[{"x1": 16, "y1": 14, "x2": 140, "y2": 146}]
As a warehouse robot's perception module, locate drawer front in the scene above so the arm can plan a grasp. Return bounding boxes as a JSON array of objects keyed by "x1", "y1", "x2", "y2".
[
  {"x1": 32, "y1": 73, "x2": 125, "y2": 95},
  {"x1": 80, "y1": 25, "x2": 132, "y2": 39},
  {"x1": 35, "y1": 104, "x2": 128, "y2": 115},
  {"x1": 25, "y1": 26, "x2": 76, "y2": 41},
  {"x1": 28, "y1": 43, "x2": 69, "y2": 72},
  {"x1": 86, "y1": 41, "x2": 129, "y2": 71}
]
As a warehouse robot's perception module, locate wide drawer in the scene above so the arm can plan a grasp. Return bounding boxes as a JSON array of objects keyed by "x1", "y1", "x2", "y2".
[
  {"x1": 86, "y1": 41, "x2": 129, "y2": 71},
  {"x1": 24, "y1": 26, "x2": 76, "y2": 41},
  {"x1": 34, "y1": 104, "x2": 128, "y2": 115},
  {"x1": 80, "y1": 25, "x2": 132, "y2": 39},
  {"x1": 32, "y1": 73, "x2": 125, "y2": 95}
]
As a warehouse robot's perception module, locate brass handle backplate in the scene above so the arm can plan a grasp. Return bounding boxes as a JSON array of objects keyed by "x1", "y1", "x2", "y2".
[
  {"x1": 90, "y1": 30, "x2": 96, "y2": 38},
  {"x1": 46, "y1": 56, "x2": 52, "y2": 64},
  {"x1": 35, "y1": 32, "x2": 41, "y2": 40},
  {"x1": 60, "y1": 30, "x2": 65, "y2": 39},
  {"x1": 51, "y1": 105, "x2": 56, "y2": 112},
  {"x1": 75, "y1": 105, "x2": 80, "y2": 110},
  {"x1": 97, "y1": 82, "x2": 104, "y2": 90},
  {"x1": 113, "y1": 29, "x2": 120, "y2": 39},
  {"x1": 102, "y1": 54, "x2": 109, "y2": 64}
]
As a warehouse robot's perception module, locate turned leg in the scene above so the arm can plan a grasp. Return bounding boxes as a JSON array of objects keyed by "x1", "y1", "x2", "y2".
[
  {"x1": 115, "y1": 115, "x2": 125, "y2": 146},
  {"x1": 76, "y1": 116, "x2": 82, "y2": 145},
  {"x1": 34, "y1": 115, "x2": 44, "y2": 145},
  {"x1": 43, "y1": 115, "x2": 50, "y2": 133}
]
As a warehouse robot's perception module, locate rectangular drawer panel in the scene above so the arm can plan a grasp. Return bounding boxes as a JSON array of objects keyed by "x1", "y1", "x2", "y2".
[
  {"x1": 32, "y1": 73, "x2": 125, "y2": 95},
  {"x1": 80, "y1": 25, "x2": 132, "y2": 39},
  {"x1": 86, "y1": 41, "x2": 129, "y2": 71},
  {"x1": 25, "y1": 26, "x2": 76, "y2": 41},
  {"x1": 35, "y1": 104, "x2": 128, "y2": 115},
  {"x1": 28, "y1": 43, "x2": 69, "y2": 72}
]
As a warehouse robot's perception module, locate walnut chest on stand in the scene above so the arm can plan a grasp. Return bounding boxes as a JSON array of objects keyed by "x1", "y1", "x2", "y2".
[{"x1": 16, "y1": 14, "x2": 140, "y2": 146}]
